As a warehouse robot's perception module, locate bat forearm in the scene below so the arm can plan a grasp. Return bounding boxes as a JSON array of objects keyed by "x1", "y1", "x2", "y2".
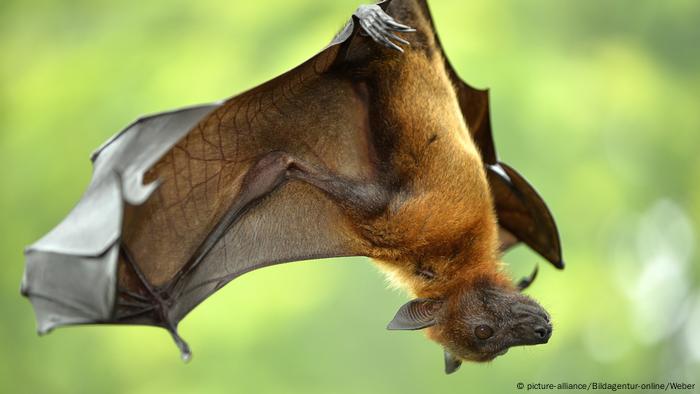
[{"x1": 183, "y1": 151, "x2": 389, "y2": 275}]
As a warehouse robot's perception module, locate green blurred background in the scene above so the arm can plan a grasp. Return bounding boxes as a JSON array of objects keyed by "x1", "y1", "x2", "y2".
[{"x1": 1, "y1": 0, "x2": 699, "y2": 392}]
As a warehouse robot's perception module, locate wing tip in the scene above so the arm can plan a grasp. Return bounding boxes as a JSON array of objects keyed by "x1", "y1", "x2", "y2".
[{"x1": 553, "y1": 258, "x2": 565, "y2": 270}]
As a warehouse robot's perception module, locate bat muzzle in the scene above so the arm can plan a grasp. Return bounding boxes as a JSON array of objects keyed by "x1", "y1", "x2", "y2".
[{"x1": 510, "y1": 302, "x2": 553, "y2": 345}]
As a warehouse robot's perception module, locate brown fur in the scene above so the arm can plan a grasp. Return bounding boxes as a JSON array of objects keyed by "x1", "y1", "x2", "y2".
[{"x1": 360, "y1": 0, "x2": 508, "y2": 300}]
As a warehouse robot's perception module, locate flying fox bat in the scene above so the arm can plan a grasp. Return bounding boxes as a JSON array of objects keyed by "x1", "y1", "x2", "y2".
[{"x1": 21, "y1": 0, "x2": 563, "y2": 374}]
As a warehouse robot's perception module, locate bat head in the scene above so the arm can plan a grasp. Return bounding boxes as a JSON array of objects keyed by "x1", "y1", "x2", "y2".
[{"x1": 387, "y1": 277, "x2": 551, "y2": 374}]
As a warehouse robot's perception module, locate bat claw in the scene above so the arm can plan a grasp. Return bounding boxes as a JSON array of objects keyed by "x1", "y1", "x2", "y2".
[
  {"x1": 169, "y1": 325, "x2": 192, "y2": 362},
  {"x1": 517, "y1": 265, "x2": 539, "y2": 291},
  {"x1": 355, "y1": 4, "x2": 414, "y2": 52}
]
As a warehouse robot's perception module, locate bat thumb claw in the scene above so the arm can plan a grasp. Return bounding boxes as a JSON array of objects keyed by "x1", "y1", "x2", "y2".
[
  {"x1": 180, "y1": 349, "x2": 192, "y2": 363},
  {"x1": 167, "y1": 325, "x2": 192, "y2": 362},
  {"x1": 177, "y1": 340, "x2": 192, "y2": 363}
]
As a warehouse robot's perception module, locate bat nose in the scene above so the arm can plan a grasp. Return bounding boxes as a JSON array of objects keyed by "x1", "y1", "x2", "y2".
[
  {"x1": 510, "y1": 299, "x2": 553, "y2": 345},
  {"x1": 532, "y1": 323, "x2": 552, "y2": 343}
]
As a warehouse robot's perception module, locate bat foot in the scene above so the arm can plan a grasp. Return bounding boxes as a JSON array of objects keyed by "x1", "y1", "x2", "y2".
[
  {"x1": 355, "y1": 4, "x2": 415, "y2": 52},
  {"x1": 119, "y1": 245, "x2": 193, "y2": 360}
]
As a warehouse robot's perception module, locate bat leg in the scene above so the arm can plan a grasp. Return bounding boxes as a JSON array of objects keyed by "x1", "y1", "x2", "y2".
[
  {"x1": 285, "y1": 157, "x2": 389, "y2": 218},
  {"x1": 354, "y1": 4, "x2": 415, "y2": 52},
  {"x1": 119, "y1": 245, "x2": 192, "y2": 361}
]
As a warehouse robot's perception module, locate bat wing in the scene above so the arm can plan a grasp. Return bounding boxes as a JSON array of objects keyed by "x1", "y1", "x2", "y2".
[
  {"x1": 456, "y1": 84, "x2": 563, "y2": 269},
  {"x1": 22, "y1": 103, "x2": 222, "y2": 334},
  {"x1": 22, "y1": 10, "x2": 380, "y2": 357},
  {"x1": 486, "y1": 162, "x2": 563, "y2": 268},
  {"x1": 414, "y1": 0, "x2": 563, "y2": 268}
]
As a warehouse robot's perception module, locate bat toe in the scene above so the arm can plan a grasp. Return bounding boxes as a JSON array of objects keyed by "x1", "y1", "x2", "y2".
[{"x1": 355, "y1": 4, "x2": 415, "y2": 52}]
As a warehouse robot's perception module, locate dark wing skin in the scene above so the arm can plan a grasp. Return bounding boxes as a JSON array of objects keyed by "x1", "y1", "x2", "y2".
[
  {"x1": 413, "y1": 0, "x2": 564, "y2": 269},
  {"x1": 486, "y1": 162, "x2": 563, "y2": 268},
  {"x1": 22, "y1": 6, "x2": 390, "y2": 359}
]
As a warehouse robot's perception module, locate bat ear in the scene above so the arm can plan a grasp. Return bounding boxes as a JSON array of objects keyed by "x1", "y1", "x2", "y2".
[
  {"x1": 387, "y1": 298, "x2": 442, "y2": 330},
  {"x1": 444, "y1": 350, "x2": 462, "y2": 374}
]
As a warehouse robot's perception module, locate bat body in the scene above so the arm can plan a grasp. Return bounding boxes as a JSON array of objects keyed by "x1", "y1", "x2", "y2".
[{"x1": 22, "y1": 0, "x2": 563, "y2": 373}]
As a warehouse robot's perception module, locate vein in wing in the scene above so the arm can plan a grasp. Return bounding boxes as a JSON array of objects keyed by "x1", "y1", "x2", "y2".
[
  {"x1": 121, "y1": 60, "x2": 374, "y2": 298},
  {"x1": 169, "y1": 182, "x2": 359, "y2": 321}
]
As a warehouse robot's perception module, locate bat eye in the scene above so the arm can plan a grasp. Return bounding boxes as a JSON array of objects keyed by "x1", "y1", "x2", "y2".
[{"x1": 474, "y1": 325, "x2": 494, "y2": 339}]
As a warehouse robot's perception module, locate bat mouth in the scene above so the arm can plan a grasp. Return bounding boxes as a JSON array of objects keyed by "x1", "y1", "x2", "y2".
[{"x1": 468, "y1": 326, "x2": 549, "y2": 363}]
